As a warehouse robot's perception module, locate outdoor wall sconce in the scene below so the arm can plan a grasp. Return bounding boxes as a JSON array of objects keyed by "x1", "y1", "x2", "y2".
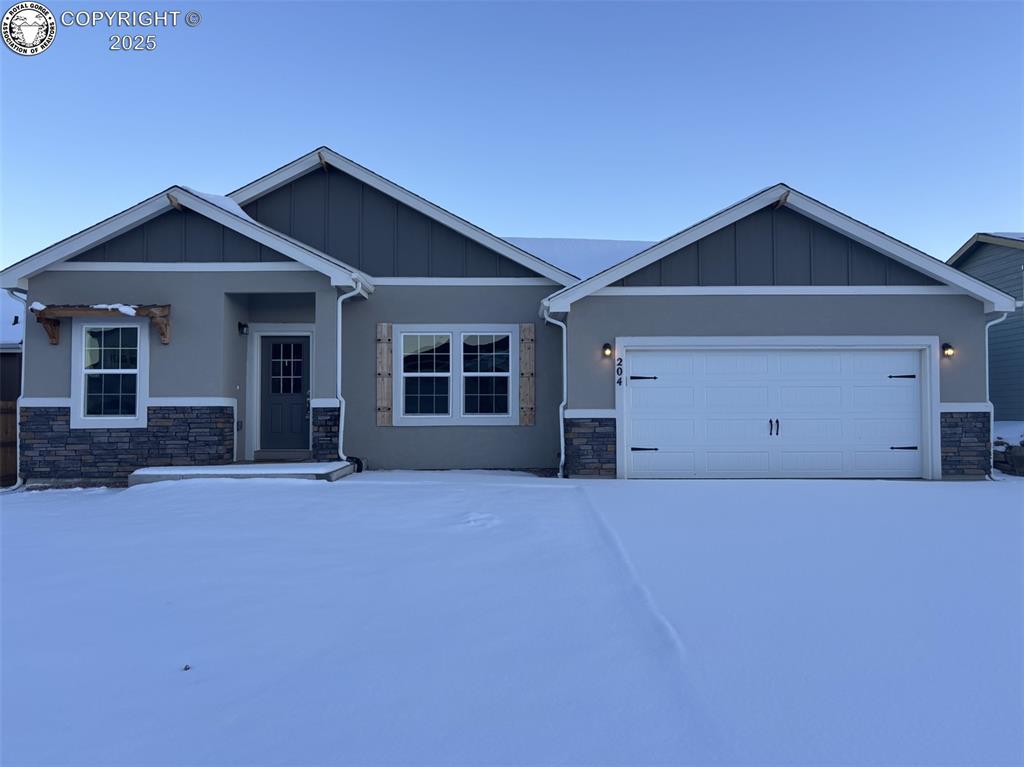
[
  {"x1": 602, "y1": 343, "x2": 613, "y2": 358},
  {"x1": 942, "y1": 343, "x2": 956, "y2": 358},
  {"x1": 238, "y1": 322, "x2": 249, "y2": 335}
]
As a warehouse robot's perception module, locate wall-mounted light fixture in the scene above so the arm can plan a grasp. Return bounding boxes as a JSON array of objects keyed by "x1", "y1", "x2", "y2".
[
  {"x1": 238, "y1": 322, "x2": 249, "y2": 336},
  {"x1": 941, "y1": 343, "x2": 956, "y2": 358},
  {"x1": 602, "y1": 343, "x2": 613, "y2": 358}
]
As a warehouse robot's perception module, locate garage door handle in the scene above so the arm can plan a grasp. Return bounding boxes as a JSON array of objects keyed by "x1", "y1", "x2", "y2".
[
  {"x1": 630, "y1": 447, "x2": 659, "y2": 452},
  {"x1": 889, "y1": 445, "x2": 918, "y2": 450},
  {"x1": 888, "y1": 374, "x2": 917, "y2": 379},
  {"x1": 629, "y1": 375, "x2": 658, "y2": 380}
]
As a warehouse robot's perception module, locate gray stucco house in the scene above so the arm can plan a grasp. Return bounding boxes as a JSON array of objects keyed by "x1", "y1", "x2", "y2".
[
  {"x1": 1, "y1": 148, "x2": 1016, "y2": 484},
  {"x1": 948, "y1": 233, "x2": 1024, "y2": 422}
]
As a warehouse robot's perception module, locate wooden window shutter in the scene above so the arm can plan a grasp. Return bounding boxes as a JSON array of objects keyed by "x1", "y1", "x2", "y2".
[
  {"x1": 376, "y1": 322, "x2": 393, "y2": 426},
  {"x1": 519, "y1": 323, "x2": 535, "y2": 426}
]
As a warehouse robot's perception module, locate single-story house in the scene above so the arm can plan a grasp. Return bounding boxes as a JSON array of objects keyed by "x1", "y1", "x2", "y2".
[
  {"x1": 1, "y1": 148, "x2": 1016, "y2": 484},
  {"x1": 948, "y1": 233, "x2": 1024, "y2": 422}
]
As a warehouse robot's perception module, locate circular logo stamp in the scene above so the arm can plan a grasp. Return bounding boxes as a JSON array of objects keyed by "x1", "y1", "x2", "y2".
[{"x1": 2, "y1": 2, "x2": 56, "y2": 56}]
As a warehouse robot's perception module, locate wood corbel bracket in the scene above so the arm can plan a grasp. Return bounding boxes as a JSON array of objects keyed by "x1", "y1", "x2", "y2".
[
  {"x1": 151, "y1": 315, "x2": 171, "y2": 344},
  {"x1": 38, "y1": 316, "x2": 60, "y2": 345}
]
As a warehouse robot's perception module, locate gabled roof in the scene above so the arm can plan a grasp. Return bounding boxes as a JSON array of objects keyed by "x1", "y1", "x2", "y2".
[
  {"x1": 0, "y1": 186, "x2": 374, "y2": 291},
  {"x1": 229, "y1": 147, "x2": 579, "y2": 286},
  {"x1": 948, "y1": 232, "x2": 1024, "y2": 267},
  {"x1": 543, "y1": 184, "x2": 1017, "y2": 313}
]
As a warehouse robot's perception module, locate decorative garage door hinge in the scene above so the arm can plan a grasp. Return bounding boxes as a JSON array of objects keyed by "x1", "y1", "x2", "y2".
[
  {"x1": 630, "y1": 447, "x2": 659, "y2": 452},
  {"x1": 887, "y1": 374, "x2": 917, "y2": 379},
  {"x1": 889, "y1": 446, "x2": 919, "y2": 450},
  {"x1": 629, "y1": 375, "x2": 658, "y2": 380}
]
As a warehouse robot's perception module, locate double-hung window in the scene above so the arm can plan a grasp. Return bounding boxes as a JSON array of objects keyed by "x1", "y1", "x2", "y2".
[
  {"x1": 393, "y1": 324, "x2": 518, "y2": 426},
  {"x1": 71, "y1": 318, "x2": 149, "y2": 429}
]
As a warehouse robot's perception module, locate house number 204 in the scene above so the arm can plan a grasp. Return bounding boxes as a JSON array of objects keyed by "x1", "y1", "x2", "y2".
[{"x1": 615, "y1": 357, "x2": 624, "y2": 386}]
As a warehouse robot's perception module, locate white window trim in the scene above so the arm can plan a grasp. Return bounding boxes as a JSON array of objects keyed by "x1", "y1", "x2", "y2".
[
  {"x1": 392, "y1": 323, "x2": 520, "y2": 427},
  {"x1": 70, "y1": 316, "x2": 150, "y2": 429}
]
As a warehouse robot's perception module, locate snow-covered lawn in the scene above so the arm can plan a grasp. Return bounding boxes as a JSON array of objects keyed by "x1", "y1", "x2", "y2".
[{"x1": 3, "y1": 473, "x2": 1022, "y2": 765}]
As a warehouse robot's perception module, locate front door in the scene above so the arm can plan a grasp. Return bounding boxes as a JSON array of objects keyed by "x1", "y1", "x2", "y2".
[{"x1": 260, "y1": 336, "x2": 310, "y2": 450}]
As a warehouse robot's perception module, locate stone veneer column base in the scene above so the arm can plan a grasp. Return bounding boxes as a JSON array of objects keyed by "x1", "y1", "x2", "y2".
[
  {"x1": 564, "y1": 417, "x2": 616, "y2": 478},
  {"x1": 940, "y1": 411, "x2": 991, "y2": 479},
  {"x1": 311, "y1": 407, "x2": 341, "y2": 462},
  {"x1": 19, "y1": 406, "x2": 234, "y2": 487}
]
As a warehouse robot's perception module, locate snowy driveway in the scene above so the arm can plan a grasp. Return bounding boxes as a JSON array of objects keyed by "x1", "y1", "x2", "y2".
[{"x1": 2, "y1": 472, "x2": 1022, "y2": 765}]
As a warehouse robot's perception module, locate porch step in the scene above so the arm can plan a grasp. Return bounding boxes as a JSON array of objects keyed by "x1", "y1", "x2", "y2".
[{"x1": 128, "y1": 461, "x2": 354, "y2": 486}]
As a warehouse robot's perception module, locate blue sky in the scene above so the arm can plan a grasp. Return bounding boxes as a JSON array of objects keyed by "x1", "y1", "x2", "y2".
[{"x1": 1, "y1": 1, "x2": 1021, "y2": 268}]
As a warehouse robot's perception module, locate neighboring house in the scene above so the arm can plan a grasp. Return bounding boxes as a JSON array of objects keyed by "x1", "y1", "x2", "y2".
[
  {"x1": 0, "y1": 291, "x2": 23, "y2": 400},
  {"x1": 0, "y1": 148, "x2": 1015, "y2": 485},
  {"x1": 0, "y1": 292, "x2": 23, "y2": 486},
  {"x1": 948, "y1": 233, "x2": 1024, "y2": 421}
]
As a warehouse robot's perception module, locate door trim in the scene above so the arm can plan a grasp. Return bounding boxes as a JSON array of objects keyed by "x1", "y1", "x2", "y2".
[
  {"x1": 613, "y1": 336, "x2": 941, "y2": 480},
  {"x1": 245, "y1": 324, "x2": 315, "y2": 461}
]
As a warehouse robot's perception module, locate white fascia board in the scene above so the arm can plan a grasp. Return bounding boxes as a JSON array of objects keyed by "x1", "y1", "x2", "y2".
[
  {"x1": 0, "y1": 193, "x2": 171, "y2": 288},
  {"x1": 783, "y1": 192, "x2": 1016, "y2": 313},
  {"x1": 172, "y1": 188, "x2": 373, "y2": 291},
  {"x1": 543, "y1": 185, "x2": 789, "y2": 312},
  {"x1": 228, "y1": 148, "x2": 579, "y2": 287}
]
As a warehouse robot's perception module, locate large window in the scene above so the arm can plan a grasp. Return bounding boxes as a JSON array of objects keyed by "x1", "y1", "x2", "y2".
[
  {"x1": 71, "y1": 319, "x2": 149, "y2": 429},
  {"x1": 394, "y1": 324, "x2": 518, "y2": 426},
  {"x1": 84, "y1": 326, "x2": 139, "y2": 416}
]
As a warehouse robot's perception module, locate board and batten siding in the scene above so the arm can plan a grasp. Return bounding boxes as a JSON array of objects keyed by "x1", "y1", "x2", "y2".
[
  {"x1": 71, "y1": 209, "x2": 286, "y2": 263},
  {"x1": 612, "y1": 207, "x2": 941, "y2": 287},
  {"x1": 954, "y1": 242, "x2": 1024, "y2": 420},
  {"x1": 241, "y1": 167, "x2": 542, "y2": 278}
]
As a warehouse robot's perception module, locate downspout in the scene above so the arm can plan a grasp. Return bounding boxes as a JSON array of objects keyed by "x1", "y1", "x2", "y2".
[
  {"x1": 541, "y1": 302, "x2": 568, "y2": 478},
  {"x1": 335, "y1": 279, "x2": 364, "y2": 462},
  {"x1": 2, "y1": 288, "x2": 27, "y2": 492},
  {"x1": 984, "y1": 311, "x2": 1009, "y2": 478}
]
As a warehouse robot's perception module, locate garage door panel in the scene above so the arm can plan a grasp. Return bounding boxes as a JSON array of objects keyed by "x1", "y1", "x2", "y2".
[
  {"x1": 623, "y1": 346, "x2": 925, "y2": 479},
  {"x1": 778, "y1": 352, "x2": 843, "y2": 377},
  {"x1": 776, "y1": 418, "x2": 843, "y2": 442},
  {"x1": 631, "y1": 418, "x2": 696, "y2": 445},
  {"x1": 707, "y1": 451, "x2": 770, "y2": 473},
  {"x1": 779, "y1": 451, "x2": 844, "y2": 473},
  {"x1": 780, "y1": 386, "x2": 842, "y2": 411},
  {"x1": 853, "y1": 418, "x2": 919, "y2": 443},
  {"x1": 853, "y1": 449, "x2": 921, "y2": 474},
  {"x1": 704, "y1": 418, "x2": 773, "y2": 443},
  {"x1": 851, "y1": 385, "x2": 918, "y2": 411},
  {"x1": 705, "y1": 386, "x2": 769, "y2": 410},
  {"x1": 630, "y1": 386, "x2": 695, "y2": 411},
  {"x1": 705, "y1": 353, "x2": 769, "y2": 376},
  {"x1": 631, "y1": 450, "x2": 696, "y2": 477},
  {"x1": 630, "y1": 352, "x2": 696, "y2": 376},
  {"x1": 852, "y1": 350, "x2": 919, "y2": 376}
]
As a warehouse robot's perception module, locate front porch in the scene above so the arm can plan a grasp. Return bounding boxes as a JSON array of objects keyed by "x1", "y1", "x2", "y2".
[{"x1": 128, "y1": 460, "x2": 354, "y2": 486}]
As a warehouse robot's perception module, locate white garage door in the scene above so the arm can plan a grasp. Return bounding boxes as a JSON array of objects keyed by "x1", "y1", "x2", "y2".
[{"x1": 623, "y1": 348, "x2": 924, "y2": 479}]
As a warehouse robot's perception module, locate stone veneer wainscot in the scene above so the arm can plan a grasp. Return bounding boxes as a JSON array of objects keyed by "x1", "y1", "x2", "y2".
[
  {"x1": 310, "y1": 407, "x2": 341, "y2": 462},
  {"x1": 564, "y1": 417, "x2": 616, "y2": 478},
  {"x1": 940, "y1": 411, "x2": 991, "y2": 478},
  {"x1": 19, "y1": 406, "x2": 234, "y2": 486}
]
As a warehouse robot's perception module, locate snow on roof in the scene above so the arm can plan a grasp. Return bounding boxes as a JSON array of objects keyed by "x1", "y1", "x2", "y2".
[
  {"x1": 182, "y1": 187, "x2": 254, "y2": 221},
  {"x1": 505, "y1": 237, "x2": 656, "y2": 280},
  {"x1": 0, "y1": 291, "x2": 24, "y2": 348}
]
